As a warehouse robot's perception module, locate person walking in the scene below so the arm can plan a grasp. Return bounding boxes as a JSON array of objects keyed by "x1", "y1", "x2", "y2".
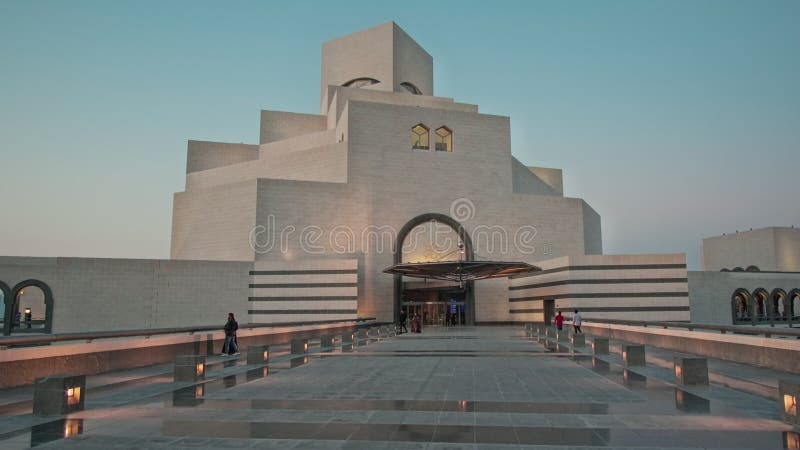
[
  {"x1": 222, "y1": 312, "x2": 239, "y2": 355},
  {"x1": 412, "y1": 312, "x2": 422, "y2": 333},
  {"x1": 555, "y1": 311, "x2": 564, "y2": 331},
  {"x1": 572, "y1": 310, "x2": 582, "y2": 334},
  {"x1": 399, "y1": 309, "x2": 408, "y2": 334}
]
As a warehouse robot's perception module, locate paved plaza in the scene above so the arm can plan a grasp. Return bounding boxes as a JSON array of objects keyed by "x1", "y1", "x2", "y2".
[{"x1": 0, "y1": 326, "x2": 797, "y2": 449}]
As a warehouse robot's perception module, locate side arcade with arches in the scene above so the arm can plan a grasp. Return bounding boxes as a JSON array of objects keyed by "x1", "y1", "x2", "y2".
[
  {"x1": 1, "y1": 279, "x2": 54, "y2": 335},
  {"x1": 730, "y1": 286, "x2": 800, "y2": 326}
]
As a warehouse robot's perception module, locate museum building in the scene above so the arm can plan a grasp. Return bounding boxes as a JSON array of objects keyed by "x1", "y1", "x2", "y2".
[{"x1": 9, "y1": 22, "x2": 769, "y2": 335}]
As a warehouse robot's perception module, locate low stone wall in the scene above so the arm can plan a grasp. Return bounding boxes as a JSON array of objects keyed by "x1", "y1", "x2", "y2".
[
  {"x1": 0, "y1": 321, "x2": 367, "y2": 388},
  {"x1": 583, "y1": 322, "x2": 800, "y2": 373}
]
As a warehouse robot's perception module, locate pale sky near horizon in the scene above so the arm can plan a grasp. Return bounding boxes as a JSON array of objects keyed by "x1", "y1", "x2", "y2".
[{"x1": 1, "y1": 0, "x2": 798, "y2": 270}]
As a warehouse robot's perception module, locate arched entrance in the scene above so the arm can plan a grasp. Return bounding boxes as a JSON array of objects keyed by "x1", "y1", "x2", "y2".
[
  {"x1": 393, "y1": 213, "x2": 475, "y2": 326},
  {"x1": 4, "y1": 280, "x2": 54, "y2": 335}
]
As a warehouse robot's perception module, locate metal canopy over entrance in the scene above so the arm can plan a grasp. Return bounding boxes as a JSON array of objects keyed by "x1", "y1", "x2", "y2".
[{"x1": 384, "y1": 260, "x2": 541, "y2": 283}]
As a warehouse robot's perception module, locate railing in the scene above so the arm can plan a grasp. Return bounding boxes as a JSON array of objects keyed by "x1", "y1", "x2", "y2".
[
  {"x1": 0, "y1": 317, "x2": 376, "y2": 348},
  {"x1": 582, "y1": 318, "x2": 800, "y2": 339}
]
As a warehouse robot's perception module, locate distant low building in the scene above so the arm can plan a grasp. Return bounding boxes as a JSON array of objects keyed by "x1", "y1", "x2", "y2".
[
  {"x1": 690, "y1": 227, "x2": 800, "y2": 326},
  {"x1": 701, "y1": 226, "x2": 800, "y2": 272}
]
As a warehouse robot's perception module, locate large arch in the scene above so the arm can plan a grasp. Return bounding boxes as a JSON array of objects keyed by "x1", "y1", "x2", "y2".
[
  {"x1": 393, "y1": 213, "x2": 475, "y2": 325},
  {"x1": 731, "y1": 288, "x2": 751, "y2": 324},
  {"x1": 6, "y1": 279, "x2": 54, "y2": 335}
]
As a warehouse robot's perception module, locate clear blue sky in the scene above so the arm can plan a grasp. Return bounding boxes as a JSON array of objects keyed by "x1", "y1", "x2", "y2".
[{"x1": 1, "y1": 0, "x2": 798, "y2": 269}]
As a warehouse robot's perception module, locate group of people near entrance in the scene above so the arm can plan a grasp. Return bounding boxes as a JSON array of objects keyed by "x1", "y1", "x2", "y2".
[
  {"x1": 220, "y1": 309, "x2": 581, "y2": 352},
  {"x1": 554, "y1": 309, "x2": 582, "y2": 333},
  {"x1": 397, "y1": 309, "x2": 422, "y2": 334}
]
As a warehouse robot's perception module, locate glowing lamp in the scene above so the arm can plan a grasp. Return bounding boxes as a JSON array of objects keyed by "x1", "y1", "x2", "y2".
[
  {"x1": 779, "y1": 380, "x2": 800, "y2": 425},
  {"x1": 66, "y1": 386, "x2": 81, "y2": 406},
  {"x1": 63, "y1": 419, "x2": 83, "y2": 438},
  {"x1": 785, "y1": 394, "x2": 798, "y2": 417},
  {"x1": 784, "y1": 431, "x2": 800, "y2": 449},
  {"x1": 174, "y1": 355, "x2": 206, "y2": 382}
]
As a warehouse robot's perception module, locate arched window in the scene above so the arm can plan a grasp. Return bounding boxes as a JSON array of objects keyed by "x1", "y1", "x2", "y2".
[
  {"x1": 412, "y1": 124, "x2": 429, "y2": 150},
  {"x1": 771, "y1": 289, "x2": 788, "y2": 320},
  {"x1": 731, "y1": 288, "x2": 751, "y2": 323},
  {"x1": 435, "y1": 127, "x2": 453, "y2": 152},
  {"x1": 343, "y1": 78, "x2": 380, "y2": 88},
  {"x1": 753, "y1": 288, "x2": 769, "y2": 320},
  {"x1": 400, "y1": 82, "x2": 422, "y2": 95},
  {"x1": 789, "y1": 289, "x2": 800, "y2": 320},
  {"x1": 9, "y1": 280, "x2": 54, "y2": 334}
]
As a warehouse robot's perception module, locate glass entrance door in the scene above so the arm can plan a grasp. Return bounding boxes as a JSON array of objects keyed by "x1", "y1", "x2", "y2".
[{"x1": 402, "y1": 302, "x2": 466, "y2": 326}]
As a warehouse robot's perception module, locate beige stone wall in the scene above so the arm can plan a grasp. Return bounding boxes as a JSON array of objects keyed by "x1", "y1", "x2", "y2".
[
  {"x1": 509, "y1": 254, "x2": 690, "y2": 323},
  {"x1": 511, "y1": 158, "x2": 559, "y2": 196},
  {"x1": 186, "y1": 140, "x2": 259, "y2": 174},
  {"x1": 0, "y1": 257, "x2": 252, "y2": 333},
  {"x1": 259, "y1": 110, "x2": 327, "y2": 144},
  {"x1": 185, "y1": 142, "x2": 347, "y2": 191},
  {"x1": 392, "y1": 23, "x2": 433, "y2": 96},
  {"x1": 529, "y1": 167, "x2": 564, "y2": 195},
  {"x1": 321, "y1": 22, "x2": 395, "y2": 113},
  {"x1": 249, "y1": 259, "x2": 358, "y2": 323},
  {"x1": 688, "y1": 270, "x2": 800, "y2": 325},
  {"x1": 775, "y1": 228, "x2": 800, "y2": 272},
  {"x1": 701, "y1": 227, "x2": 789, "y2": 271},
  {"x1": 171, "y1": 180, "x2": 258, "y2": 261}
]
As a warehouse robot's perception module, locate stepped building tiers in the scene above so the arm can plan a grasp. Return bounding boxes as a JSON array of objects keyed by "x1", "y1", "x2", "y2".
[{"x1": 1, "y1": 23, "x2": 697, "y2": 335}]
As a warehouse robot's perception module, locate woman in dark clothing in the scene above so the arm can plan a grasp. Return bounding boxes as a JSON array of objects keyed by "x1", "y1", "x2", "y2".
[{"x1": 222, "y1": 312, "x2": 239, "y2": 355}]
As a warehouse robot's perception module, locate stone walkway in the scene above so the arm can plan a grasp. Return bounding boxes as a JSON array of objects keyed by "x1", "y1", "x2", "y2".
[{"x1": 0, "y1": 326, "x2": 797, "y2": 449}]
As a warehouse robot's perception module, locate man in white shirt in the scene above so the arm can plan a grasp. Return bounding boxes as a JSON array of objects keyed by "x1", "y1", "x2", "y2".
[{"x1": 572, "y1": 310, "x2": 582, "y2": 334}]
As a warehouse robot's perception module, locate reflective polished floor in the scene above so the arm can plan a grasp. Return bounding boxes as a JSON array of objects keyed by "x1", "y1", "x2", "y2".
[{"x1": 0, "y1": 326, "x2": 797, "y2": 449}]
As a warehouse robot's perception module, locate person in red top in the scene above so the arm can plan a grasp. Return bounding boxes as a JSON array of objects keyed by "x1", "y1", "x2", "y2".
[{"x1": 554, "y1": 311, "x2": 564, "y2": 331}]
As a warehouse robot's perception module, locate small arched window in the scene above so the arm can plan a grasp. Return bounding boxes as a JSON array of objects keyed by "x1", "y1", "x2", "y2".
[
  {"x1": 435, "y1": 127, "x2": 453, "y2": 152},
  {"x1": 400, "y1": 82, "x2": 422, "y2": 95},
  {"x1": 412, "y1": 124, "x2": 429, "y2": 150},
  {"x1": 343, "y1": 78, "x2": 380, "y2": 88}
]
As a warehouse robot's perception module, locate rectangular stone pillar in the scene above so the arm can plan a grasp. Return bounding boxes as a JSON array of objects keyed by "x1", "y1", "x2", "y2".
[
  {"x1": 556, "y1": 330, "x2": 570, "y2": 342},
  {"x1": 592, "y1": 338, "x2": 609, "y2": 355},
  {"x1": 622, "y1": 345, "x2": 646, "y2": 366},
  {"x1": 174, "y1": 355, "x2": 206, "y2": 382},
  {"x1": 33, "y1": 374, "x2": 86, "y2": 416},
  {"x1": 779, "y1": 380, "x2": 800, "y2": 426},
  {"x1": 320, "y1": 334, "x2": 334, "y2": 348},
  {"x1": 674, "y1": 356, "x2": 708, "y2": 386},
  {"x1": 570, "y1": 334, "x2": 585, "y2": 348},
  {"x1": 246, "y1": 345, "x2": 270, "y2": 365},
  {"x1": 291, "y1": 338, "x2": 308, "y2": 355},
  {"x1": 342, "y1": 331, "x2": 355, "y2": 345}
]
